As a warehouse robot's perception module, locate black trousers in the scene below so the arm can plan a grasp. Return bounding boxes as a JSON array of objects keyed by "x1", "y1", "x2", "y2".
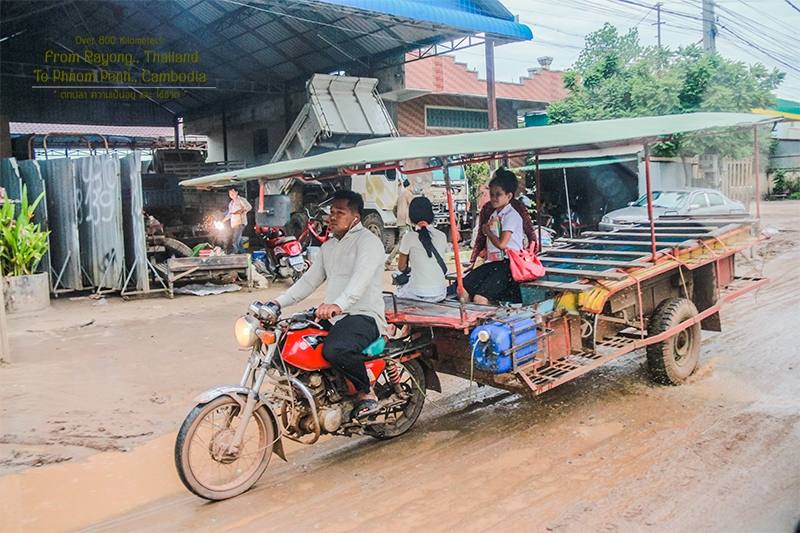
[{"x1": 322, "y1": 314, "x2": 379, "y2": 394}]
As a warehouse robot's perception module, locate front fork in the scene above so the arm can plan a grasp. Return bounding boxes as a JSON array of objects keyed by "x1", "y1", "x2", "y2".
[{"x1": 228, "y1": 346, "x2": 273, "y2": 453}]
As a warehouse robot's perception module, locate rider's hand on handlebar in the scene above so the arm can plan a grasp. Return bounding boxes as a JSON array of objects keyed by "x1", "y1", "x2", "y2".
[{"x1": 316, "y1": 304, "x2": 342, "y2": 321}]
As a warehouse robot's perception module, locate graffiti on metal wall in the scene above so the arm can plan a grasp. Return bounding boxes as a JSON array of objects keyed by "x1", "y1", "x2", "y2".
[{"x1": 75, "y1": 164, "x2": 115, "y2": 226}]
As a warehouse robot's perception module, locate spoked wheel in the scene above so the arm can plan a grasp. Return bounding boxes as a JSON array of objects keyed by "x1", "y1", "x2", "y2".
[
  {"x1": 175, "y1": 395, "x2": 275, "y2": 500},
  {"x1": 365, "y1": 359, "x2": 426, "y2": 440}
]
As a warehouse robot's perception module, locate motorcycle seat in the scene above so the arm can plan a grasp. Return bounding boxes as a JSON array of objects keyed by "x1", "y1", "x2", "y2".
[
  {"x1": 362, "y1": 337, "x2": 386, "y2": 357},
  {"x1": 275, "y1": 236, "x2": 297, "y2": 245}
]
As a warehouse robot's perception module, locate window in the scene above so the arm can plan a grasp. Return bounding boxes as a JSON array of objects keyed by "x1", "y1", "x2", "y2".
[
  {"x1": 707, "y1": 192, "x2": 724, "y2": 206},
  {"x1": 690, "y1": 193, "x2": 710, "y2": 208},
  {"x1": 634, "y1": 191, "x2": 688, "y2": 209},
  {"x1": 426, "y1": 106, "x2": 488, "y2": 130}
]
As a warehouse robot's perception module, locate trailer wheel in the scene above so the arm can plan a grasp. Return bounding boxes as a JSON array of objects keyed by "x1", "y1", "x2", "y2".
[
  {"x1": 163, "y1": 237, "x2": 193, "y2": 258},
  {"x1": 362, "y1": 213, "x2": 395, "y2": 253},
  {"x1": 646, "y1": 298, "x2": 701, "y2": 385}
]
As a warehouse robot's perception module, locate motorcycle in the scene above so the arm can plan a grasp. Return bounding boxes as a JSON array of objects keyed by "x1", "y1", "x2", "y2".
[
  {"x1": 254, "y1": 225, "x2": 309, "y2": 282},
  {"x1": 174, "y1": 302, "x2": 429, "y2": 500}
]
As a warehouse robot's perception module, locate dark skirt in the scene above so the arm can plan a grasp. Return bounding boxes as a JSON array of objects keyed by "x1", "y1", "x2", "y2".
[{"x1": 463, "y1": 259, "x2": 521, "y2": 303}]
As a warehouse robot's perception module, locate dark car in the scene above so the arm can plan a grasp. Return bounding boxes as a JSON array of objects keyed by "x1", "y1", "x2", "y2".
[{"x1": 599, "y1": 188, "x2": 747, "y2": 231}]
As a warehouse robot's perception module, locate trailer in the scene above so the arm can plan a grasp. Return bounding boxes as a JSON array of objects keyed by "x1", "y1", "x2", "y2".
[
  {"x1": 385, "y1": 214, "x2": 764, "y2": 394},
  {"x1": 182, "y1": 112, "x2": 778, "y2": 397}
]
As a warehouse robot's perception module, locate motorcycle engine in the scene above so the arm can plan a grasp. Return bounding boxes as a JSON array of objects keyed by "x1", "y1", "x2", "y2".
[
  {"x1": 278, "y1": 257, "x2": 293, "y2": 278},
  {"x1": 318, "y1": 406, "x2": 343, "y2": 433}
]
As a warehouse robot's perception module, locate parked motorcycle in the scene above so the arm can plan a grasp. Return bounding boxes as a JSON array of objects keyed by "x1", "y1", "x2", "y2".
[
  {"x1": 254, "y1": 226, "x2": 308, "y2": 282},
  {"x1": 175, "y1": 302, "x2": 429, "y2": 500}
]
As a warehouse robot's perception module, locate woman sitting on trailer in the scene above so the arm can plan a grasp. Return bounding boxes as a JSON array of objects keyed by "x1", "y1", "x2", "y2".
[
  {"x1": 395, "y1": 197, "x2": 448, "y2": 303},
  {"x1": 463, "y1": 168, "x2": 525, "y2": 305}
]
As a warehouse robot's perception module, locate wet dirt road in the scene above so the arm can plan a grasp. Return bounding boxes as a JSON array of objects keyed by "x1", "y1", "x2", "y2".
[{"x1": 2, "y1": 202, "x2": 799, "y2": 532}]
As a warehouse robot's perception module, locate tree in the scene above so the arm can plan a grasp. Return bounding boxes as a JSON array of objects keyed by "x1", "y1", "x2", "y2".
[{"x1": 547, "y1": 24, "x2": 785, "y2": 158}]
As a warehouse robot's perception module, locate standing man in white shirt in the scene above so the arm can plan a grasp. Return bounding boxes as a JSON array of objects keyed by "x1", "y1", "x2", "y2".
[
  {"x1": 222, "y1": 188, "x2": 252, "y2": 254},
  {"x1": 385, "y1": 178, "x2": 416, "y2": 269},
  {"x1": 270, "y1": 190, "x2": 386, "y2": 417}
]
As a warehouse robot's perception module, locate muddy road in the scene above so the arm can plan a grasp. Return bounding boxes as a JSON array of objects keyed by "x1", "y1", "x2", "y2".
[{"x1": 1, "y1": 202, "x2": 799, "y2": 532}]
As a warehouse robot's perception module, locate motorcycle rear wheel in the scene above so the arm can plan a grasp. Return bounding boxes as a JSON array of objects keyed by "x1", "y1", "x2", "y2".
[
  {"x1": 175, "y1": 395, "x2": 275, "y2": 500},
  {"x1": 365, "y1": 359, "x2": 426, "y2": 440}
]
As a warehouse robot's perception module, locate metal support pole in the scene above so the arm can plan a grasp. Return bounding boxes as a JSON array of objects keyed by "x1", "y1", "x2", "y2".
[
  {"x1": 563, "y1": 168, "x2": 573, "y2": 239},
  {"x1": 484, "y1": 38, "x2": 498, "y2": 131},
  {"x1": 222, "y1": 109, "x2": 229, "y2": 162},
  {"x1": 173, "y1": 115, "x2": 181, "y2": 150},
  {"x1": 443, "y1": 163, "x2": 465, "y2": 301},
  {"x1": 535, "y1": 154, "x2": 542, "y2": 252},
  {"x1": 753, "y1": 127, "x2": 761, "y2": 220},
  {"x1": 0, "y1": 275, "x2": 9, "y2": 362},
  {"x1": 644, "y1": 144, "x2": 658, "y2": 261}
]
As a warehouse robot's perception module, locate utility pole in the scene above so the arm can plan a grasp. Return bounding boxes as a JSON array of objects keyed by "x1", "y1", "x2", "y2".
[
  {"x1": 655, "y1": 2, "x2": 663, "y2": 49},
  {"x1": 702, "y1": 0, "x2": 717, "y2": 53},
  {"x1": 484, "y1": 38, "x2": 498, "y2": 131}
]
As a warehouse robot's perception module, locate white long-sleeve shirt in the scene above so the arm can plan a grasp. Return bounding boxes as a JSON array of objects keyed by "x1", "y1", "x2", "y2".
[{"x1": 275, "y1": 223, "x2": 386, "y2": 333}]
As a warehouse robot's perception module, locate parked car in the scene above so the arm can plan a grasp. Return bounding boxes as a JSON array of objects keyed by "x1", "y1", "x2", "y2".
[{"x1": 599, "y1": 188, "x2": 746, "y2": 231}]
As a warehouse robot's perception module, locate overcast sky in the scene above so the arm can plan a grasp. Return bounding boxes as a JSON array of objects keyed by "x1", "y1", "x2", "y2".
[{"x1": 451, "y1": 0, "x2": 799, "y2": 102}]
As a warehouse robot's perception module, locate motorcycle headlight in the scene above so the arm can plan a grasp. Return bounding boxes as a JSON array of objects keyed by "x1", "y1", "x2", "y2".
[{"x1": 234, "y1": 315, "x2": 259, "y2": 348}]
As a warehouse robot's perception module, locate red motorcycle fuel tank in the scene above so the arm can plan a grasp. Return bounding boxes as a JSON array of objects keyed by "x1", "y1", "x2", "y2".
[
  {"x1": 281, "y1": 328, "x2": 386, "y2": 384},
  {"x1": 282, "y1": 328, "x2": 331, "y2": 370}
]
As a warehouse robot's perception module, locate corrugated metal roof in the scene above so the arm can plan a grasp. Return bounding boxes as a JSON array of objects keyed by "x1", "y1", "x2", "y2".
[
  {"x1": 1, "y1": 0, "x2": 532, "y2": 116},
  {"x1": 315, "y1": 0, "x2": 532, "y2": 40},
  {"x1": 181, "y1": 113, "x2": 777, "y2": 187}
]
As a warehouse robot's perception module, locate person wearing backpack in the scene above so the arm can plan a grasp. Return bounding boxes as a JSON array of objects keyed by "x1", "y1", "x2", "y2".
[
  {"x1": 222, "y1": 187, "x2": 252, "y2": 254},
  {"x1": 394, "y1": 197, "x2": 448, "y2": 303}
]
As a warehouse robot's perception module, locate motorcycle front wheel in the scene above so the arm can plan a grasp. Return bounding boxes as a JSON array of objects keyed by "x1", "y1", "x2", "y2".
[{"x1": 175, "y1": 395, "x2": 275, "y2": 500}]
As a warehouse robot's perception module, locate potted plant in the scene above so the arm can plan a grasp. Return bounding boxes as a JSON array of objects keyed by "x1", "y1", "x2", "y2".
[{"x1": 0, "y1": 186, "x2": 50, "y2": 314}]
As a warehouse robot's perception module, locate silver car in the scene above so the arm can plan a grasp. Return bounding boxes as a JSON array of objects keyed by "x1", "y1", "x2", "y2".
[{"x1": 599, "y1": 188, "x2": 747, "y2": 231}]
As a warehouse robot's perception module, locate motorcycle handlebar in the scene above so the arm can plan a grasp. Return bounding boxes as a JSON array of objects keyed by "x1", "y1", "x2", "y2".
[{"x1": 249, "y1": 301, "x2": 318, "y2": 326}]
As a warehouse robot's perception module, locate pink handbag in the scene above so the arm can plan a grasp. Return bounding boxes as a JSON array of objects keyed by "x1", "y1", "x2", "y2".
[{"x1": 507, "y1": 244, "x2": 546, "y2": 282}]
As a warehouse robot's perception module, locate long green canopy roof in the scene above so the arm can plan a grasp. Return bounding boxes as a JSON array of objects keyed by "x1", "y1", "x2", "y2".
[{"x1": 181, "y1": 112, "x2": 776, "y2": 188}]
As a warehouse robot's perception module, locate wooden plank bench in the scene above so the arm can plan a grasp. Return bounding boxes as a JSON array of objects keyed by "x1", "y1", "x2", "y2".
[{"x1": 166, "y1": 254, "x2": 252, "y2": 298}]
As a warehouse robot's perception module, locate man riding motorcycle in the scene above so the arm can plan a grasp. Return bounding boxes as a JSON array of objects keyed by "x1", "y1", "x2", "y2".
[{"x1": 269, "y1": 190, "x2": 386, "y2": 418}]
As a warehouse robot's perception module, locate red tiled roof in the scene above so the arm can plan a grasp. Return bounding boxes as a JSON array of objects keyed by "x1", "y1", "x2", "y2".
[{"x1": 404, "y1": 55, "x2": 568, "y2": 103}]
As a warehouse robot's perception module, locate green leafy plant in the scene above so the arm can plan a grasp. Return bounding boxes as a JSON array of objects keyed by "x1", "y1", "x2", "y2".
[
  {"x1": 772, "y1": 169, "x2": 800, "y2": 196},
  {"x1": 547, "y1": 23, "x2": 785, "y2": 158},
  {"x1": 0, "y1": 186, "x2": 50, "y2": 277},
  {"x1": 465, "y1": 162, "x2": 491, "y2": 208},
  {"x1": 790, "y1": 192, "x2": 800, "y2": 200}
]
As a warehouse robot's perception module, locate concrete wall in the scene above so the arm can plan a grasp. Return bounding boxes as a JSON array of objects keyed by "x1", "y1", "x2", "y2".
[
  {"x1": 771, "y1": 139, "x2": 800, "y2": 170},
  {"x1": 636, "y1": 158, "x2": 695, "y2": 194},
  {"x1": 185, "y1": 93, "x2": 289, "y2": 164}
]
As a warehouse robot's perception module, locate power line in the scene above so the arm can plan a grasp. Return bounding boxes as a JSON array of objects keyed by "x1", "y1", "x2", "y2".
[
  {"x1": 785, "y1": 0, "x2": 800, "y2": 13},
  {"x1": 717, "y1": 23, "x2": 800, "y2": 75}
]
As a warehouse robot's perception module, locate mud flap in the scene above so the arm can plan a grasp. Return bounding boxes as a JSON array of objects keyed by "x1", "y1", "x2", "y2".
[
  {"x1": 262, "y1": 405, "x2": 287, "y2": 462},
  {"x1": 419, "y1": 359, "x2": 441, "y2": 393}
]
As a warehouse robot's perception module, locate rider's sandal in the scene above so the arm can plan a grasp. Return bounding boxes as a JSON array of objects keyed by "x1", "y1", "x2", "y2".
[{"x1": 355, "y1": 399, "x2": 380, "y2": 418}]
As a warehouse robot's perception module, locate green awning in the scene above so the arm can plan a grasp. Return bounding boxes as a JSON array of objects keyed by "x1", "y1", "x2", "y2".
[
  {"x1": 514, "y1": 155, "x2": 638, "y2": 172},
  {"x1": 181, "y1": 113, "x2": 778, "y2": 188}
]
